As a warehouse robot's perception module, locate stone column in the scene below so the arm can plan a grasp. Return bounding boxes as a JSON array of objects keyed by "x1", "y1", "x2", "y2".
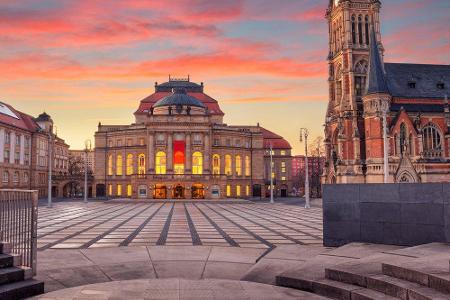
[
  {"x1": 185, "y1": 133, "x2": 191, "y2": 172},
  {"x1": 0, "y1": 129, "x2": 4, "y2": 163},
  {"x1": 204, "y1": 133, "x2": 210, "y2": 173},
  {"x1": 167, "y1": 133, "x2": 173, "y2": 172},
  {"x1": 10, "y1": 132, "x2": 15, "y2": 164},
  {"x1": 148, "y1": 132, "x2": 154, "y2": 172},
  {"x1": 20, "y1": 135, "x2": 25, "y2": 165}
]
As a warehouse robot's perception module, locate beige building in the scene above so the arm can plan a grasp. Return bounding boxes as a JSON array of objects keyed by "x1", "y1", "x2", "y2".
[
  {"x1": 0, "y1": 102, "x2": 69, "y2": 198},
  {"x1": 93, "y1": 78, "x2": 292, "y2": 199}
]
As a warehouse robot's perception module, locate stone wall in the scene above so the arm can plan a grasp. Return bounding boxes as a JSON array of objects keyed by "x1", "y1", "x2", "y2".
[{"x1": 323, "y1": 183, "x2": 450, "y2": 247}]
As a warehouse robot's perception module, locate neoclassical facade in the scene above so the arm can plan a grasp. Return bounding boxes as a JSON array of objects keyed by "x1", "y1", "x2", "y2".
[
  {"x1": 323, "y1": 0, "x2": 450, "y2": 183},
  {"x1": 94, "y1": 78, "x2": 292, "y2": 199}
]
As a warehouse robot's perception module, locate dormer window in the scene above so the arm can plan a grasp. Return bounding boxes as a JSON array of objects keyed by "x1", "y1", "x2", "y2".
[
  {"x1": 408, "y1": 82, "x2": 416, "y2": 89},
  {"x1": 437, "y1": 82, "x2": 445, "y2": 90}
]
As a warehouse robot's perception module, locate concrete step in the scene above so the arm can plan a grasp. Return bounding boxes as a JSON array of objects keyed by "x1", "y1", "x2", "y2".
[
  {"x1": 0, "y1": 242, "x2": 11, "y2": 255},
  {"x1": 0, "y1": 254, "x2": 14, "y2": 269},
  {"x1": 0, "y1": 279, "x2": 44, "y2": 300},
  {"x1": 0, "y1": 267, "x2": 25, "y2": 285},
  {"x1": 382, "y1": 254, "x2": 450, "y2": 294}
]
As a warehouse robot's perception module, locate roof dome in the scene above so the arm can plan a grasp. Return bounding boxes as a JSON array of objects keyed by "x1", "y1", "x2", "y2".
[{"x1": 153, "y1": 88, "x2": 205, "y2": 109}]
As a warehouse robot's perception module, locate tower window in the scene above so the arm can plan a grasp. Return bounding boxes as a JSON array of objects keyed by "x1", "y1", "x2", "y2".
[
  {"x1": 351, "y1": 15, "x2": 356, "y2": 44},
  {"x1": 437, "y1": 83, "x2": 445, "y2": 89},
  {"x1": 408, "y1": 82, "x2": 416, "y2": 89},
  {"x1": 358, "y1": 16, "x2": 363, "y2": 45},
  {"x1": 365, "y1": 16, "x2": 370, "y2": 45}
]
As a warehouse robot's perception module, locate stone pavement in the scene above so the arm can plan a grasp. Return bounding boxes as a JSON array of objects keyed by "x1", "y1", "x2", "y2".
[
  {"x1": 30, "y1": 278, "x2": 329, "y2": 300},
  {"x1": 37, "y1": 200, "x2": 323, "y2": 250}
]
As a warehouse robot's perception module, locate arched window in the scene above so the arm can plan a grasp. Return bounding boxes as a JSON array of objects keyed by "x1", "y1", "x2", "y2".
[
  {"x1": 126, "y1": 154, "x2": 133, "y2": 175},
  {"x1": 351, "y1": 15, "x2": 356, "y2": 44},
  {"x1": 107, "y1": 154, "x2": 113, "y2": 176},
  {"x1": 138, "y1": 154, "x2": 146, "y2": 175},
  {"x1": 127, "y1": 184, "x2": 132, "y2": 197},
  {"x1": 235, "y1": 155, "x2": 242, "y2": 176},
  {"x1": 192, "y1": 152, "x2": 203, "y2": 175},
  {"x1": 213, "y1": 154, "x2": 220, "y2": 175},
  {"x1": 358, "y1": 15, "x2": 363, "y2": 45},
  {"x1": 13, "y1": 171, "x2": 19, "y2": 183},
  {"x1": 226, "y1": 184, "x2": 231, "y2": 197},
  {"x1": 335, "y1": 64, "x2": 342, "y2": 103},
  {"x1": 422, "y1": 123, "x2": 443, "y2": 158},
  {"x1": 155, "y1": 151, "x2": 166, "y2": 174},
  {"x1": 365, "y1": 15, "x2": 370, "y2": 45},
  {"x1": 245, "y1": 156, "x2": 251, "y2": 176},
  {"x1": 225, "y1": 155, "x2": 232, "y2": 176},
  {"x1": 2, "y1": 171, "x2": 9, "y2": 183},
  {"x1": 117, "y1": 184, "x2": 122, "y2": 196},
  {"x1": 236, "y1": 185, "x2": 241, "y2": 197},
  {"x1": 399, "y1": 123, "x2": 407, "y2": 155},
  {"x1": 354, "y1": 60, "x2": 368, "y2": 97},
  {"x1": 116, "y1": 154, "x2": 123, "y2": 176}
]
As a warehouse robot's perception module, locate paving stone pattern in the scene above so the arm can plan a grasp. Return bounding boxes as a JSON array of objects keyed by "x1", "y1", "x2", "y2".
[{"x1": 37, "y1": 202, "x2": 323, "y2": 250}]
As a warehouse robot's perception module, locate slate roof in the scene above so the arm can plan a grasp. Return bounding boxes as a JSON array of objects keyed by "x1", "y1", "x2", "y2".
[
  {"x1": 367, "y1": 27, "x2": 389, "y2": 95},
  {"x1": 385, "y1": 63, "x2": 450, "y2": 99},
  {"x1": 390, "y1": 103, "x2": 445, "y2": 113},
  {"x1": 154, "y1": 88, "x2": 205, "y2": 108}
]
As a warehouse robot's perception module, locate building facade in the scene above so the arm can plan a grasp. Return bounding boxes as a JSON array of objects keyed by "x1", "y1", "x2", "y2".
[
  {"x1": 323, "y1": 0, "x2": 450, "y2": 184},
  {"x1": 0, "y1": 102, "x2": 69, "y2": 198},
  {"x1": 69, "y1": 149, "x2": 95, "y2": 173},
  {"x1": 93, "y1": 78, "x2": 292, "y2": 199}
]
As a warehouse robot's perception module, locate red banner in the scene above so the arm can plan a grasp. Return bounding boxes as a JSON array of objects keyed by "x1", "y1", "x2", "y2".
[{"x1": 173, "y1": 141, "x2": 185, "y2": 164}]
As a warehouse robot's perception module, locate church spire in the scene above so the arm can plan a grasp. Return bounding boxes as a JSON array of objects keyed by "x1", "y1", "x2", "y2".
[{"x1": 366, "y1": 26, "x2": 389, "y2": 95}]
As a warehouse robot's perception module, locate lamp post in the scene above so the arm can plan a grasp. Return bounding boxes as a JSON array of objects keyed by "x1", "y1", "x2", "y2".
[
  {"x1": 300, "y1": 128, "x2": 310, "y2": 209},
  {"x1": 84, "y1": 139, "x2": 92, "y2": 203},
  {"x1": 269, "y1": 143, "x2": 274, "y2": 204}
]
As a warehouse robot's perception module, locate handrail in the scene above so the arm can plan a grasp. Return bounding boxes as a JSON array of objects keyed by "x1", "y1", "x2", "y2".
[{"x1": 0, "y1": 189, "x2": 38, "y2": 275}]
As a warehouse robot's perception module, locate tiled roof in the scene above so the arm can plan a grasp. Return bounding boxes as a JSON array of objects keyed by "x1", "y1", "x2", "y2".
[
  {"x1": 0, "y1": 101, "x2": 39, "y2": 132},
  {"x1": 260, "y1": 127, "x2": 292, "y2": 150},
  {"x1": 385, "y1": 63, "x2": 450, "y2": 99}
]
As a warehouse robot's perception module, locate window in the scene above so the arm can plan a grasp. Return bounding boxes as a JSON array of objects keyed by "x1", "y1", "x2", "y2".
[
  {"x1": 422, "y1": 123, "x2": 442, "y2": 158},
  {"x1": 365, "y1": 15, "x2": 370, "y2": 45},
  {"x1": 138, "y1": 185, "x2": 147, "y2": 198},
  {"x1": 235, "y1": 139, "x2": 241, "y2": 147},
  {"x1": 246, "y1": 185, "x2": 250, "y2": 197},
  {"x1": 213, "y1": 139, "x2": 220, "y2": 146},
  {"x1": 116, "y1": 140, "x2": 122, "y2": 147},
  {"x1": 4, "y1": 150, "x2": 9, "y2": 161},
  {"x1": 235, "y1": 155, "x2": 242, "y2": 176},
  {"x1": 224, "y1": 155, "x2": 232, "y2": 176},
  {"x1": 226, "y1": 184, "x2": 231, "y2": 197},
  {"x1": 355, "y1": 76, "x2": 366, "y2": 97},
  {"x1": 117, "y1": 184, "x2": 122, "y2": 196},
  {"x1": 408, "y1": 82, "x2": 416, "y2": 89},
  {"x1": 13, "y1": 172, "x2": 19, "y2": 183},
  {"x1": 138, "y1": 154, "x2": 146, "y2": 174},
  {"x1": 14, "y1": 152, "x2": 20, "y2": 164},
  {"x1": 193, "y1": 134, "x2": 202, "y2": 145},
  {"x1": 23, "y1": 172, "x2": 29, "y2": 183},
  {"x1": 399, "y1": 123, "x2": 407, "y2": 155},
  {"x1": 126, "y1": 154, "x2": 134, "y2": 175},
  {"x1": 281, "y1": 161, "x2": 286, "y2": 173},
  {"x1": 127, "y1": 139, "x2": 132, "y2": 146},
  {"x1": 226, "y1": 139, "x2": 231, "y2": 147},
  {"x1": 351, "y1": 16, "x2": 356, "y2": 44},
  {"x1": 335, "y1": 65, "x2": 342, "y2": 103},
  {"x1": 358, "y1": 15, "x2": 363, "y2": 45},
  {"x1": 245, "y1": 156, "x2": 251, "y2": 176},
  {"x1": 127, "y1": 184, "x2": 132, "y2": 197},
  {"x1": 437, "y1": 83, "x2": 445, "y2": 89},
  {"x1": 3, "y1": 171, "x2": 9, "y2": 183},
  {"x1": 108, "y1": 140, "x2": 113, "y2": 147},
  {"x1": 213, "y1": 154, "x2": 220, "y2": 175},
  {"x1": 139, "y1": 138, "x2": 145, "y2": 146},
  {"x1": 236, "y1": 185, "x2": 241, "y2": 197},
  {"x1": 155, "y1": 151, "x2": 167, "y2": 174},
  {"x1": 192, "y1": 152, "x2": 203, "y2": 175},
  {"x1": 15, "y1": 135, "x2": 20, "y2": 146},
  {"x1": 25, "y1": 137, "x2": 30, "y2": 148},
  {"x1": 108, "y1": 154, "x2": 113, "y2": 175},
  {"x1": 5, "y1": 132, "x2": 10, "y2": 144},
  {"x1": 281, "y1": 176, "x2": 286, "y2": 181},
  {"x1": 280, "y1": 150, "x2": 286, "y2": 156},
  {"x1": 116, "y1": 154, "x2": 123, "y2": 175},
  {"x1": 108, "y1": 184, "x2": 113, "y2": 196},
  {"x1": 156, "y1": 134, "x2": 165, "y2": 145}
]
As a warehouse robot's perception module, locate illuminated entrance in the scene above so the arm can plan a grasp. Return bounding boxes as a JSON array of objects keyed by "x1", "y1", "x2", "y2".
[
  {"x1": 173, "y1": 184, "x2": 185, "y2": 199},
  {"x1": 191, "y1": 184, "x2": 205, "y2": 199},
  {"x1": 154, "y1": 184, "x2": 167, "y2": 199}
]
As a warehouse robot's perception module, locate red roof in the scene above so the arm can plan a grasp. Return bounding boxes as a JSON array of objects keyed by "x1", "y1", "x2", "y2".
[
  {"x1": 260, "y1": 127, "x2": 292, "y2": 150},
  {"x1": 0, "y1": 102, "x2": 39, "y2": 132},
  {"x1": 134, "y1": 91, "x2": 224, "y2": 115}
]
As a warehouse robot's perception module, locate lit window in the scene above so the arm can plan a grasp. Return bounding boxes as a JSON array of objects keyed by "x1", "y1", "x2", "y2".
[
  {"x1": 213, "y1": 154, "x2": 220, "y2": 175},
  {"x1": 126, "y1": 154, "x2": 134, "y2": 175},
  {"x1": 235, "y1": 155, "x2": 242, "y2": 176},
  {"x1": 236, "y1": 185, "x2": 241, "y2": 197},
  {"x1": 116, "y1": 155, "x2": 123, "y2": 175},
  {"x1": 192, "y1": 152, "x2": 203, "y2": 175},
  {"x1": 225, "y1": 155, "x2": 232, "y2": 176},
  {"x1": 246, "y1": 185, "x2": 250, "y2": 196},
  {"x1": 226, "y1": 184, "x2": 231, "y2": 197},
  {"x1": 117, "y1": 184, "x2": 122, "y2": 196},
  {"x1": 108, "y1": 155, "x2": 113, "y2": 176},
  {"x1": 108, "y1": 184, "x2": 113, "y2": 196},
  {"x1": 281, "y1": 177, "x2": 286, "y2": 181},
  {"x1": 127, "y1": 184, "x2": 132, "y2": 197},
  {"x1": 138, "y1": 154, "x2": 146, "y2": 174},
  {"x1": 280, "y1": 150, "x2": 286, "y2": 156},
  {"x1": 271, "y1": 172, "x2": 275, "y2": 179},
  {"x1": 245, "y1": 156, "x2": 251, "y2": 176},
  {"x1": 155, "y1": 151, "x2": 167, "y2": 174}
]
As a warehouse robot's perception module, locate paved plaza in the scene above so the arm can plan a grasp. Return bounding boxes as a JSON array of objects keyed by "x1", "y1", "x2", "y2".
[{"x1": 37, "y1": 200, "x2": 323, "y2": 250}]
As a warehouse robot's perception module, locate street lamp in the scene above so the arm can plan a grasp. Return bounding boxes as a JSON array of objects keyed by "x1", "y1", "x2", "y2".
[
  {"x1": 300, "y1": 128, "x2": 310, "y2": 209},
  {"x1": 84, "y1": 139, "x2": 92, "y2": 203},
  {"x1": 269, "y1": 143, "x2": 274, "y2": 204},
  {"x1": 47, "y1": 125, "x2": 57, "y2": 208}
]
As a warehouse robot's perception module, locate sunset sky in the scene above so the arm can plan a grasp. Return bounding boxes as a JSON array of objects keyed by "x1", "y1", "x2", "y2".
[{"x1": 0, "y1": 0, "x2": 448, "y2": 154}]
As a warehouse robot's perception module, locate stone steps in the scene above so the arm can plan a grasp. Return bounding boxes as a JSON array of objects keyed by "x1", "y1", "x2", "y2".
[
  {"x1": 275, "y1": 243, "x2": 450, "y2": 300},
  {"x1": 0, "y1": 241, "x2": 44, "y2": 299}
]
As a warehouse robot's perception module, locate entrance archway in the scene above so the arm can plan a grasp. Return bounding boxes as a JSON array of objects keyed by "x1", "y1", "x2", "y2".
[
  {"x1": 191, "y1": 184, "x2": 205, "y2": 199},
  {"x1": 173, "y1": 184, "x2": 185, "y2": 199},
  {"x1": 154, "y1": 184, "x2": 167, "y2": 199}
]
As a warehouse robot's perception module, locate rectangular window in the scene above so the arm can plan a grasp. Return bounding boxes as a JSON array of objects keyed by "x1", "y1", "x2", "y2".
[
  {"x1": 116, "y1": 140, "x2": 122, "y2": 147},
  {"x1": 127, "y1": 184, "x2": 132, "y2": 197},
  {"x1": 108, "y1": 184, "x2": 113, "y2": 196},
  {"x1": 355, "y1": 76, "x2": 366, "y2": 97},
  {"x1": 280, "y1": 150, "x2": 286, "y2": 156},
  {"x1": 226, "y1": 185, "x2": 231, "y2": 197},
  {"x1": 127, "y1": 139, "x2": 132, "y2": 146},
  {"x1": 281, "y1": 176, "x2": 286, "y2": 181},
  {"x1": 5, "y1": 133, "x2": 10, "y2": 144},
  {"x1": 15, "y1": 152, "x2": 20, "y2": 164},
  {"x1": 226, "y1": 139, "x2": 231, "y2": 146},
  {"x1": 236, "y1": 185, "x2": 241, "y2": 197},
  {"x1": 246, "y1": 185, "x2": 250, "y2": 196},
  {"x1": 4, "y1": 150, "x2": 10, "y2": 161},
  {"x1": 139, "y1": 138, "x2": 145, "y2": 146},
  {"x1": 15, "y1": 135, "x2": 20, "y2": 146},
  {"x1": 117, "y1": 184, "x2": 122, "y2": 196},
  {"x1": 213, "y1": 139, "x2": 220, "y2": 146}
]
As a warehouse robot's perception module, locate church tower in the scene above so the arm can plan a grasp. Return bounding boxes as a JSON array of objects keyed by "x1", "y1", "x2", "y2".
[{"x1": 323, "y1": 0, "x2": 384, "y2": 183}]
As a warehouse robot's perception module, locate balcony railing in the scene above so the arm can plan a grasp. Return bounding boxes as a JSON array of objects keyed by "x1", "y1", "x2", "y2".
[
  {"x1": 0, "y1": 190, "x2": 38, "y2": 275},
  {"x1": 422, "y1": 149, "x2": 443, "y2": 159}
]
